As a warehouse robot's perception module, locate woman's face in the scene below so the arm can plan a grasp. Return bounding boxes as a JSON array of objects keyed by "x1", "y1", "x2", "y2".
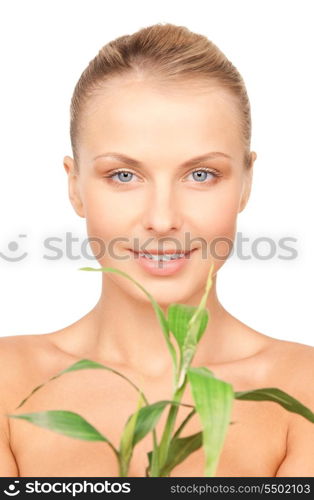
[{"x1": 64, "y1": 79, "x2": 255, "y2": 305}]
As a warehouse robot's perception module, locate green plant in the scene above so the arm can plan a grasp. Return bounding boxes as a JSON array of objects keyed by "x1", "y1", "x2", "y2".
[{"x1": 7, "y1": 265, "x2": 314, "y2": 477}]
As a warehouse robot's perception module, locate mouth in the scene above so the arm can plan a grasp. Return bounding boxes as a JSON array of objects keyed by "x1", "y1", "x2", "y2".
[{"x1": 129, "y1": 248, "x2": 197, "y2": 261}]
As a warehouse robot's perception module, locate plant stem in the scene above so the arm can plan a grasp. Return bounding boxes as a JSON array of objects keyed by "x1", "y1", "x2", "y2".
[
  {"x1": 118, "y1": 456, "x2": 128, "y2": 477},
  {"x1": 157, "y1": 376, "x2": 188, "y2": 472},
  {"x1": 149, "y1": 428, "x2": 160, "y2": 476},
  {"x1": 172, "y1": 407, "x2": 196, "y2": 440}
]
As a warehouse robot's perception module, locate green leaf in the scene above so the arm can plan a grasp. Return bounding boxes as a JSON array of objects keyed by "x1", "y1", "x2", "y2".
[
  {"x1": 132, "y1": 399, "x2": 194, "y2": 446},
  {"x1": 177, "y1": 264, "x2": 214, "y2": 388},
  {"x1": 160, "y1": 431, "x2": 203, "y2": 476},
  {"x1": 79, "y1": 267, "x2": 177, "y2": 376},
  {"x1": 123, "y1": 399, "x2": 195, "y2": 477},
  {"x1": 132, "y1": 400, "x2": 169, "y2": 446},
  {"x1": 15, "y1": 358, "x2": 147, "y2": 410},
  {"x1": 235, "y1": 388, "x2": 314, "y2": 423},
  {"x1": 119, "y1": 392, "x2": 146, "y2": 475},
  {"x1": 179, "y1": 310, "x2": 209, "y2": 382},
  {"x1": 7, "y1": 410, "x2": 108, "y2": 441},
  {"x1": 168, "y1": 304, "x2": 208, "y2": 352},
  {"x1": 148, "y1": 406, "x2": 235, "y2": 477},
  {"x1": 187, "y1": 367, "x2": 234, "y2": 477}
]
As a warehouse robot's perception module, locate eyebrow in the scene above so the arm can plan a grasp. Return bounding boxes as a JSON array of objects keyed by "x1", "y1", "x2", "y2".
[{"x1": 92, "y1": 151, "x2": 232, "y2": 168}]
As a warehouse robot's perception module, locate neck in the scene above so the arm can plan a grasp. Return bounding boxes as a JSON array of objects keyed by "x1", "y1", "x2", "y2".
[{"x1": 77, "y1": 273, "x2": 232, "y2": 376}]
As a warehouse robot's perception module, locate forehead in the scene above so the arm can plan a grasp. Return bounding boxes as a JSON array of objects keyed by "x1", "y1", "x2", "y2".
[{"x1": 78, "y1": 81, "x2": 244, "y2": 164}]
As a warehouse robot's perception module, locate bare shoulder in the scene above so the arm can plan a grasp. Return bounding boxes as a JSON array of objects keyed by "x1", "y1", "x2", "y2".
[
  {"x1": 0, "y1": 335, "x2": 33, "y2": 381},
  {"x1": 235, "y1": 331, "x2": 314, "y2": 476},
  {"x1": 265, "y1": 339, "x2": 314, "y2": 476},
  {"x1": 263, "y1": 337, "x2": 314, "y2": 380},
  {"x1": 275, "y1": 338, "x2": 314, "y2": 406},
  {"x1": 0, "y1": 333, "x2": 70, "y2": 409},
  {"x1": 254, "y1": 334, "x2": 314, "y2": 393},
  {"x1": 0, "y1": 333, "x2": 55, "y2": 367},
  {"x1": 0, "y1": 334, "x2": 48, "y2": 477},
  {"x1": 0, "y1": 331, "x2": 69, "y2": 360},
  {"x1": 282, "y1": 339, "x2": 314, "y2": 374}
]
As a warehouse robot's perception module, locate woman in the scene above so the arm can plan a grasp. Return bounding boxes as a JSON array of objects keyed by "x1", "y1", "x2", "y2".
[{"x1": 1, "y1": 23, "x2": 313, "y2": 477}]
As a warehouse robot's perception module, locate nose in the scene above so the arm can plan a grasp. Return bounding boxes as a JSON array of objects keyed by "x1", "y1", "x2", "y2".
[{"x1": 142, "y1": 182, "x2": 183, "y2": 235}]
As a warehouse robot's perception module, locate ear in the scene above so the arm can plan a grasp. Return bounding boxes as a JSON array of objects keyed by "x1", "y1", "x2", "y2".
[
  {"x1": 238, "y1": 152, "x2": 257, "y2": 213},
  {"x1": 63, "y1": 156, "x2": 85, "y2": 218}
]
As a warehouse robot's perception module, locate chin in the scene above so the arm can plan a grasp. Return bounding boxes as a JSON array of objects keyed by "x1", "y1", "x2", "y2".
[{"x1": 138, "y1": 281, "x2": 200, "y2": 307}]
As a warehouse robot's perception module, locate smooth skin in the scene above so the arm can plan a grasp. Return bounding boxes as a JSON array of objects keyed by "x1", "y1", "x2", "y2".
[{"x1": 1, "y1": 78, "x2": 313, "y2": 477}]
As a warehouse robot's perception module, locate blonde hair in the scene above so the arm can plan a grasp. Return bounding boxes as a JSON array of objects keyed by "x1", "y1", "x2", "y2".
[{"x1": 69, "y1": 23, "x2": 252, "y2": 170}]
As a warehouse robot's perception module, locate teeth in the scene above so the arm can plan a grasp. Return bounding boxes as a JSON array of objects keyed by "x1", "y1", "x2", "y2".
[{"x1": 139, "y1": 253, "x2": 185, "y2": 261}]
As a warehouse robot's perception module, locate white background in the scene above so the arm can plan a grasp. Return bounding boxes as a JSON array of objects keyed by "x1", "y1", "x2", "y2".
[{"x1": 0, "y1": 0, "x2": 313, "y2": 346}]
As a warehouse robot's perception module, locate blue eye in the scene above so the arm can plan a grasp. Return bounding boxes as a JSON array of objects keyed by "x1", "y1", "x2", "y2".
[
  {"x1": 114, "y1": 171, "x2": 134, "y2": 182},
  {"x1": 190, "y1": 169, "x2": 215, "y2": 182},
  {"x1": 104, "y1": 167, "x2": 220, "y2": 187}
]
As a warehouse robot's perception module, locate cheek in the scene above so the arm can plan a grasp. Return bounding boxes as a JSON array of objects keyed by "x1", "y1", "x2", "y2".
[
  {"x1": 84, "y1": 182, "x2": 131, "y2": 236},
  {"x1": 81, "y1": 181, "x2": 136, "y2": 259},
  {"x1": 192, "y1": 185, "x2": 240, "y2": 259}
]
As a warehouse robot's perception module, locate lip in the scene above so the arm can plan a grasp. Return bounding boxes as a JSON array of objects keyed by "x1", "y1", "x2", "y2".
[
  {"x1": 129, "y1": 248, "x2": 194, "y2": 256},
  {"x1": 128, "y1": 248, "x2": 197, "y2": 276}
]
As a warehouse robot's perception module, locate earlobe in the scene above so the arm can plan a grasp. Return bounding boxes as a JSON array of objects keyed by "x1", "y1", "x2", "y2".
[
  {"x1": 249, "y1": 151, "x2": 257, "y2": 166},
  {"x1": 63, "y1": 156, "x2": 85, "y2": 218},
  {"x1": 63, "y1": 155, "x2": 75, "y2": 175}
]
